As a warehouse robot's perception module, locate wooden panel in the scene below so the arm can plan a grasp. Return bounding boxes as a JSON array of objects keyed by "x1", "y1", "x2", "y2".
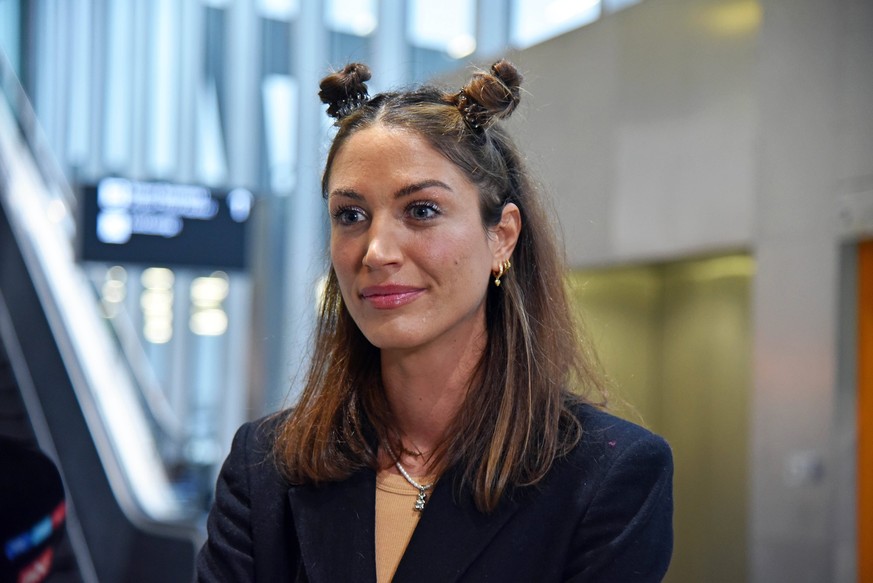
[{"x1": 860, "y1": 240, "x2": 873, "y2": 581}]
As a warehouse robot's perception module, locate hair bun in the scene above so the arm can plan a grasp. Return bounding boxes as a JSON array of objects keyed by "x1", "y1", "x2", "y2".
[
  {"x1": 456, "y1": 59, "x2": 522, "y2": 131},
  {"x1": 319, "y1": 63, "x2": 372, "y2": 119}
]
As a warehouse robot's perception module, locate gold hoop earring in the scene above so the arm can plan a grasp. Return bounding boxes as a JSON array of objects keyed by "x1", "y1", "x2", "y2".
[{"x1": 493, "y1": 259, "x2": 511, "y2": 287}]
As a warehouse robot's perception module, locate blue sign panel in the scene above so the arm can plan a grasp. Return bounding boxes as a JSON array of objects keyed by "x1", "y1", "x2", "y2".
[{"x1": 77, "y1": 178, "x2": 253, "y2": 270}]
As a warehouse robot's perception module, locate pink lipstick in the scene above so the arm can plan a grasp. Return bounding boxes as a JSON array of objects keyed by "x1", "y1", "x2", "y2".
[{"x1": 360, "y1": 285, "x2": 424, "y2": 309}]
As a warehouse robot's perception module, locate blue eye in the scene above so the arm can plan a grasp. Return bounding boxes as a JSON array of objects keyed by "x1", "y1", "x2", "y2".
[
  {"x1": 332, "y1": 206, "x2": 366, "y2": 225},
  {"x1": 408, "y1": 202, "x2": 440, "y2": 220}
]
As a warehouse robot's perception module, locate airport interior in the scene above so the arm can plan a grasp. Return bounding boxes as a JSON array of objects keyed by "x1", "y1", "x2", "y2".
[{"x1": 0, "y1": 0, "x2": 871, "y2": 581}]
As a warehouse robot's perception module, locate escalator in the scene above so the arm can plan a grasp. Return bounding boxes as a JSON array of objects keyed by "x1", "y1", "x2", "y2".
[
  {"x1": 0, "y1": 290, "x2": 88, "y2": 583},
  {"x1": 0, "y1": 52, "x2": 201, "y2": 582}
]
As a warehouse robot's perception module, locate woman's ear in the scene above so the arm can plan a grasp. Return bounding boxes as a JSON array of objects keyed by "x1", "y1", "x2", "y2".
[{"x1": 490, "y1": 202, "x2": 521, "y2": 268}]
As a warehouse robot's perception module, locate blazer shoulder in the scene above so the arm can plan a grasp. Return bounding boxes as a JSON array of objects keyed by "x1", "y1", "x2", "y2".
[
  {"x1": 197, "y1": 410, "x2": 297, "y2": 582},
  {"x1": 247, "y1": 409, "x2": 291, "y2": 448},
  {"x1": 236, "y1": 411, "x2": 294, "y2": 492},
  {"x1": 568, "y1": 403, "x2": 672, "y2": 467},
  {"x1": 554, "y1": 406, "x2": 674, "y2": 581}
]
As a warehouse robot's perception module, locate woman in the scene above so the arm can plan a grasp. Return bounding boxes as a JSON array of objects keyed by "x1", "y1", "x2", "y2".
[{"x1": 197, "y1": 60, "x2": 673, "y2": 582}]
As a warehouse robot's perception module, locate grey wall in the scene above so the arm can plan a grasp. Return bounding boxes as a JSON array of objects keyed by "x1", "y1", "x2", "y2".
[
  {"x1": 495, "y1": 0, "x2": 873, "y2": 581},
  {"x1": 505, "y1": 0, "x2": 759, "y2": 267},
  {"x1": 752, "y1": 0, "x2": 871, "y2": 580}
]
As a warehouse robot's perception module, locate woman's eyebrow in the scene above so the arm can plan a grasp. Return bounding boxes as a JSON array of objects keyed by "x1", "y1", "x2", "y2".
[
  {"x1": 394, "y1": 180, "x2": 452, "y2": 199},
  {"x1": 328, "y1": 188, "x2": 363, "y2": 200},
  {"x1": 329, "y1": 180, "x2": 453, "y2": 201}
]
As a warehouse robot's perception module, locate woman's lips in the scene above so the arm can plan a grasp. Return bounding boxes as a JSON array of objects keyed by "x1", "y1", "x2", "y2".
[{"x1": 359, "y1": 285, "x2": 425, "y2": 309}]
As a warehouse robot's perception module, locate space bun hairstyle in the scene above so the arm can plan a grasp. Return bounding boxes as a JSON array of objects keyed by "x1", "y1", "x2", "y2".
[
  {"x1": 278, "y1": 58, "x2": 607, "y2": 514},
  {"x1": 317, "y1": 59, "x2": 522, "y2": 132},
  {"x1": 451, "y1": 59, "x2": 522, "y2": 132},
  {"x1": 318, "y1": 63, "x2": 371, "y2": 120}
]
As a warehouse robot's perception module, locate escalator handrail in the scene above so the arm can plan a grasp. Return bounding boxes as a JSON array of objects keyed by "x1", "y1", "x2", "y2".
[
  {"x1": 0, "y1": 46, "x2": 76, "y2": 220},
  {"x1": 0, "y1": 48, "x2": 196, "y2": 531},
  {"x1": 0, "y1": 47, "x2": 188, "y2": 451}
]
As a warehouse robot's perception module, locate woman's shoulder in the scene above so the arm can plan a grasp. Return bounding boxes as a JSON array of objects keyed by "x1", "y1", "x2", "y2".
[
  {"x1": 217, "y1": 411, "x2": 292, "y2": 490},
  {"x1": 232, "y1": 410, "x2": 292, "y2": 450},
  {"x1": 567, "y1": 402, "x2": 672, "y2": 465},
  {"x1": 545, "y1": 404, "x2": 673, "y2": 580}
]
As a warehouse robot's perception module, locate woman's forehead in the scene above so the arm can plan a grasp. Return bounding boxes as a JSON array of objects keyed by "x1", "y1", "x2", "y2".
[{"x1": 329, "y1": 127, "x2": 466, "y2": 187}]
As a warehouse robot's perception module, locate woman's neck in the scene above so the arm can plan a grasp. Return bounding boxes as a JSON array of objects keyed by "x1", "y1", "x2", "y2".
[{"x1": 379, "y1": 328, "x2": 487, "y2": 464}]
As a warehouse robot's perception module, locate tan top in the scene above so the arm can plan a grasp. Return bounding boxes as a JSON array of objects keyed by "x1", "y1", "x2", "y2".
[{"x1": 375, "y1": 469, "x2": 434, "y2": 583}]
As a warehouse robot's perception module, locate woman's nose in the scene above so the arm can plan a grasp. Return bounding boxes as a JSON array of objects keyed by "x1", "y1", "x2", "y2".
[{"x1": 362, "y1": 217, "x2": 402, "y2": 268}]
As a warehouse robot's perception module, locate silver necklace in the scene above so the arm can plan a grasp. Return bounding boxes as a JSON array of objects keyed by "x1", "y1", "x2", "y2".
[{"x1": 385, "y1": 444, "x2": 434, "y2": 511}]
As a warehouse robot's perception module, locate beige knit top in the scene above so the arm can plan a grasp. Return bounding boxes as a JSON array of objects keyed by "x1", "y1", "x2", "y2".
[{"x1": 374, "y1": 469, "x2": 435, "y2": 582}]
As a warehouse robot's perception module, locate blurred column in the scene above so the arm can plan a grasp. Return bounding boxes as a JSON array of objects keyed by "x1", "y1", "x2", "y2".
[
  {"x1": 169, "y1": 2, "x2": 205, "y2": 473},
  {"x1": 198, "y1": 5, "x2": 229, "y2": 186},
  {"x1": 128, "y1": 0, "x2": 149, "y2": 179},
  {"x1": 279, "y1": 0, "x2": 327, "y2": 405},
  {"x1": 221, "y1": 0, "x2": 260, "y2": 447},
  {"x1": 85, "y1": 0, "x2": 106, "y2": 180},
  {"x1": 751, "y1": 0, "x2": 843, "y2": 581},
  {"x1": 103, "y1": 0, "x2": 134, "y2": 173},
  {"x1": 177, "y1": 0, "x2": 204, "y2": 183},
  {"x1": 67, "y1": 0, "x2": 93, "y2": 176},
  {"x1": 221, "y1": 274, "x2": 251, "y2": 452},
  {"x1": 146, "y1": 0, "x2": 181, "y2": 179},
  {"x1": 31, "y1": 1, "x2": 54, "y2": 152},
  {"x1": 475, "y1": 0, "x2": 509, "y2": 61},
  {"x1": 226, "y1": 0, "x2": 259, "y2": 190},
  {"x1": 0, "y1": 0, "x2": 22, "y2": 75},
  {"x1": 49, "y1": 0, "x2": 71, "y2": 162},
  {"x1": 372, "y1": 0, "x2": 406, "y2": 92}
]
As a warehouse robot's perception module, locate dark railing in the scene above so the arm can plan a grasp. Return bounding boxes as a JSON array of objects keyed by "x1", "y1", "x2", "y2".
[{"x1": 0, "y1": 46, "x2": 202, "y2": 582}]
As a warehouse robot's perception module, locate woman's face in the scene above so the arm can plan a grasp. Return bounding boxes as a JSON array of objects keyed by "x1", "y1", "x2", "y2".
[{"x1": 327, "y1": 125, "x2": 517, "y2": 354}]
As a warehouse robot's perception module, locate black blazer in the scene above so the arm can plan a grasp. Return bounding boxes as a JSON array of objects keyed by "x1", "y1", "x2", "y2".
[{"x1": 196, "y1": 405, "x2": 673, "y2": 582}]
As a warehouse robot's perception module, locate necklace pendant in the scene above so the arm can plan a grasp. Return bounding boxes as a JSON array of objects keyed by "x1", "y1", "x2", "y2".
[{"x1": 414, "y1": 489, "x2": 428, "y2": 511}]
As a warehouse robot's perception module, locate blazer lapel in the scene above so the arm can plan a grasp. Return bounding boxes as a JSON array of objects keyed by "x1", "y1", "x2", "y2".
[
  {"x1": 392, "y1": 469, "x2": 521, "y2": 583},
  {"x1": 287, "y1": 469, "x2": 378, "y2": 583}
]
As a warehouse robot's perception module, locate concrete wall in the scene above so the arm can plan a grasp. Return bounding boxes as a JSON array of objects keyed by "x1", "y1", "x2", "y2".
[
  {"x1": 493, "y1": 0, "x2": 873, "y2": 581},
  {"x1": 752, "y1": 0, "x2": 871, "y2": 580},
  {"x1": 505, "y1": 0, "x2": 759, "y2": 267}
]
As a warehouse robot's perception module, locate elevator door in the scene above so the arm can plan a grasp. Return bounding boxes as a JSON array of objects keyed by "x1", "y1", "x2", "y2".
[{"x1": 570, "y1": 254, "x2": 753, "y2": 583}]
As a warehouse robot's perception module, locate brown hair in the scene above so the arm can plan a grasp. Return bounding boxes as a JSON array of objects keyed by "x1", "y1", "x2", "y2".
[{"x1": 274, "y1": 60, "x2": 607, "y2": 512}]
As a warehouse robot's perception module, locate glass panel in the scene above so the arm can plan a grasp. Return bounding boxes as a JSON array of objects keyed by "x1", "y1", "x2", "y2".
[
  {"x1": 262, "y1": 74, "x2": 298, "y2": 194},
  {"x1": 330, "y1": 31, "x2": 372, "y2": 66},
  {"x1": 104, "y1": 0, "x2": 134, "y2": 170},
  {"x1": 262, "y1": 17, "x2": 291, "y2": 76},
  {"x1": 257, "y1": 0, "x2": 298, "y2": 21},
  {"x1": 0, "y1": 0, "x2": 22, "y2": 79},
  {"x1": 67, "y1": 0, "x2": 92, "y2": 169},
  {"x1": 407, "y1": 0, "x2": 476, "y2": 81},
  {"x1": 201, "y1": 7, "x2": 228, "y2": 185},
  {"x1": 408, "y1": 0, "x2": 476, "y2": 58},
  {"x1": 326, "y1": 0, "x2": 375, "y2": 63},
  {"x1": 148, "y1": 0, "x2": 179, "y2": 177},
  {"x1": 325, "y1": 0, "x2": 377, "y2": 36},
  {"x1": 511, "y1": 0, "x2": 601, "y2": 49}
]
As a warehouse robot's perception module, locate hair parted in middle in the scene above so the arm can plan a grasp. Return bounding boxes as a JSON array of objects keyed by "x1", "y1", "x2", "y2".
[{"x1": 274, "y1": 59, "x2": 608, "y2": 513}]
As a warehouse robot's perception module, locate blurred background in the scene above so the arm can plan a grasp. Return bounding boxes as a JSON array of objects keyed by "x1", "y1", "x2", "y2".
[{"x1": 0, "y1": 0, "x2": 870, "y2": 581}]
